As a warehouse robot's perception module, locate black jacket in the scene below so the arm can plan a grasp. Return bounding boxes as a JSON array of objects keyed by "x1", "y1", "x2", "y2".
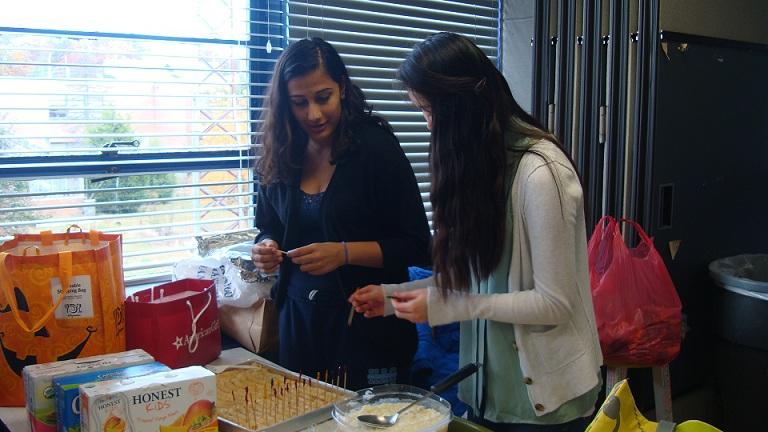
[
  {"x1": 255, "y1": 120, "x2": 431, "y2": 382},
  {"x1": 255, "y1": 120, "x2": 432, "y2": 305}
]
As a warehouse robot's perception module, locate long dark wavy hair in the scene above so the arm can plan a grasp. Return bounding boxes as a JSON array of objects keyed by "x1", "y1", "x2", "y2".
[
  {"x1": 397, "y1": 32, "x2": 564, "y2": 292},
  {"x1": 256, "y1": 38, "x2": 389, "y2": 184}
]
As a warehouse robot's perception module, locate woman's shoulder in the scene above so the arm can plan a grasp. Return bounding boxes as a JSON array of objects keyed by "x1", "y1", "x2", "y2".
[
  {"x1": 350, "y1": 118, "x2": 401, "y2": 155},
  {"x1": 257, "y1": 178, "x2": 289, "y2": 197},
  {"x1": 519, "y1": 139, "x2": 574, "y2": 174},
  {"x1": 514, "y1": 139, "x2": 583, "y2": 209},
  {"x1": 353, "y1": 118, "x2": 397, "y2": 140}
]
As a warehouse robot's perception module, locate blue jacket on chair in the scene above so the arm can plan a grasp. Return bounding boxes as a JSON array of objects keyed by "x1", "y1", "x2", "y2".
[{"x1": 408, "y1": 267, "x2": 468, "y2": 416}]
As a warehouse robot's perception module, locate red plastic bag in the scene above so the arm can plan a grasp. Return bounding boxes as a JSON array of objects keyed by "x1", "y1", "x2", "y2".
[
  {"x1": 125, "y1": 278, "x2": 221, "y2": 368},
  {"x1": 588, "y1": 216, "x2": 682, "y2": 367}
]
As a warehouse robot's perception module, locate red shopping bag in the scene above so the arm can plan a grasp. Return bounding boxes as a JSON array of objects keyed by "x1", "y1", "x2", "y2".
[
  {"x1": 588, "y1": 216, "x2": 682, "y2": 367},
  {"x1": 125, "y1": 279, "x2": 221, "y2": 368}
]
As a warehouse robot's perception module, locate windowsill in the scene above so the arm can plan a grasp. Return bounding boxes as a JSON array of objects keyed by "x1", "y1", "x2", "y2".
[{"x1": 125, "y1": 277, "x2": 172, "y2": 297}]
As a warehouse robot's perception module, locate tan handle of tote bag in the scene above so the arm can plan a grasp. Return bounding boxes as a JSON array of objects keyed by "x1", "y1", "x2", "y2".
[{"x1": 0, "y1": 251, "x2": 73, "y2": 334}]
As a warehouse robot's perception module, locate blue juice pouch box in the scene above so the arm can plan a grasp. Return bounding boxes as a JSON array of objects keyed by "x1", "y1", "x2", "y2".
[{"x1": 53, "y1": 361, "x2": 169, "y2": 432}]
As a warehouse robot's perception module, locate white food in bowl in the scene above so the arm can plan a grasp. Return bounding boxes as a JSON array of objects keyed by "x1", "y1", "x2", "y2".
[
  {"x1": 333, "y1": 385, "x2": 451, "y2": 432},
  {"x1": 348, "y1": 401, "x2": 447, "y2": 432}
]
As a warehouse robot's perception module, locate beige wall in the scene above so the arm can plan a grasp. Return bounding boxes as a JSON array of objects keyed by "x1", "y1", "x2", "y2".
[
  {"x1": 501, "y1": 0, "x2": 534, "y2": 113},
  {"x1": 660, "y1": 0, "x2": 768, "y2": 44}
]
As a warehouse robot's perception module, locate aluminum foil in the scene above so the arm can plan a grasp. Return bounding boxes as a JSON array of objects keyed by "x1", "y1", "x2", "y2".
[
  {"x1": 196, "y1": 229, "x2": 260, "y2": 257},
  {"x1": 195, "y1": 229, "x2": 275, "y2": 283}
]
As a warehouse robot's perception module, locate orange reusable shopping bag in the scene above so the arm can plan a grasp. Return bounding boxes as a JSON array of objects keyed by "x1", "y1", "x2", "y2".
[{"x1": 0, "y1": 227, "x2": 126, "y2": 406}]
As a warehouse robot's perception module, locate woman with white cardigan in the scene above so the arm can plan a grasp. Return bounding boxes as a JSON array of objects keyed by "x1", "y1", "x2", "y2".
[{"x1": 349, "y1": 32, "x2": 603, "y2": 432}]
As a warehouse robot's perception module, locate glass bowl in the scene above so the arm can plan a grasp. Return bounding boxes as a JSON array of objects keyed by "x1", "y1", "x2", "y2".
[{"x1": 332, "y1": 384, "x2": 452, "y2": 432}]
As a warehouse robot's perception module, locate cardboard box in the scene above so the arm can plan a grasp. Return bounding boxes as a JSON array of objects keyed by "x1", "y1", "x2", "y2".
[
  {"x1": 80, "y1": 366, "x2": 217, "y2": 432},
  {"x1": 23, "y1": 349, "x2": 154, "y2": 432},
  {"x1": 53, "y1": 362, "x2": 169, "y2": 432}
]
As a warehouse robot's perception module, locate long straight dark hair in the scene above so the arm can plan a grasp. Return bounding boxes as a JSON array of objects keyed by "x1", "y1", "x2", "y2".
[
  {"x1": 398, "y1": 32, "x2": 562, "y2": 292},
  {"x1": 256, "y1": 38, "x2": 389, "y2": 184}
]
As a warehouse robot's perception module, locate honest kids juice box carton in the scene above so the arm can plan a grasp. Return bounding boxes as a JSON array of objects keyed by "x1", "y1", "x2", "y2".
[
  {"x1": 79, "y1": 365, "x2": 217, "y2": 432},
  {"x1": 23, "y1": 349, "x2": 154, "y2": 432},
  {"x1": 53, "y1": 362, "x2": 170, "y2": 432}
]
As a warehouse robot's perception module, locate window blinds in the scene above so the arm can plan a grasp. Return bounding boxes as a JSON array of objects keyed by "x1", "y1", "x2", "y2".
[{"x1": 287, "y1": 0, "x2": 500, "y2": 221}]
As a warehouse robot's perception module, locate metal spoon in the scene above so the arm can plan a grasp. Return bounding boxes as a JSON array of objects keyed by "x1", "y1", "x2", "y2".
[{"x1": 357, "y1": 362, "x2": 479, "y2": 428}]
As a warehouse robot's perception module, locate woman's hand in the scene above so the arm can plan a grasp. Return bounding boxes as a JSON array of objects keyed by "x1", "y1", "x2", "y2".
[
  {"x1": 287, "y1": 242, "x2": 344, "y2": 275},
  {"x1": 349, "y1": 285, "x2": 385, "y2": 318},
  {"x1": 391, "y1": 288, "x2": 429, "y2": 323},
  {"x1": 251, "y1": 239, "x2": 283, "y2": 274}
]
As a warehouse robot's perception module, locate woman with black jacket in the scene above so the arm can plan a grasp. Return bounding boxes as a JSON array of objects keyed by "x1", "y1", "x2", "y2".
[{"x1": 251, "y1": 38, "x2": 431, "y2": 390}]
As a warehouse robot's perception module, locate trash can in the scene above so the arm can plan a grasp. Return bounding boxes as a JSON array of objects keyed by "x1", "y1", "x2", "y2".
[
  {"x1": 709, "y1": 254, "x2": 768, "y2": 350},
  {"x1": 708, "y1": 254, "x2": 768, "y2": 431}
]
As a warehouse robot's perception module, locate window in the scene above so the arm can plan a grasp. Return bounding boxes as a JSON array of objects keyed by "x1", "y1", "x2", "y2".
[
  {"x1": 0, "y1": 0, "x2": 278, "y2": 284},
  {"x1": 1, "y1": 0, "x2": 499, "y2": 285}
]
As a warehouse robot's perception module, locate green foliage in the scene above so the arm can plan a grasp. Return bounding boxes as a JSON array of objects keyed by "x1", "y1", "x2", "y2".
[
  {"x1": 0, "y1": 126, "x2": 38, "y2": 235},
  {"x1": 0, "y1": 176, "x2": 34, "y2": 235},
  {"x1": 85, "y1": 110, "x2": 134, "y2": 147},
  {"x1": 86, "y1": 111, "x2": 175, "y2": 214},
  {"x1": 89, "y1": 174, "x2": 175, "y2": 213}
]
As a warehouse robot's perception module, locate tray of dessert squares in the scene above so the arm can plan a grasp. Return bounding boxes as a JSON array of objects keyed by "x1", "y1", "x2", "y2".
[{"x1": 208, "y1": 348, "x2": 355, "y2": 432}]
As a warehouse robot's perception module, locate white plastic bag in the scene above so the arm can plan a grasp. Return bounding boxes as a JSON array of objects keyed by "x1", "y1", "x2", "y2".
[{"x1": 172, "y1": 255, "x2": 272, "y2": 308}]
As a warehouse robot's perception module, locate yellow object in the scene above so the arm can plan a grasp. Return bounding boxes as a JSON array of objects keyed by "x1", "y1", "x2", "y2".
[
  {"x1": 585, "y1": 380, "x2": 722, "y2": 432},
  {"x1": 585, "y1": 379, "x2": 659, "y2": 432},
  {"x1": 103, "y1": 415, "x2": 126, "y2": 432}
]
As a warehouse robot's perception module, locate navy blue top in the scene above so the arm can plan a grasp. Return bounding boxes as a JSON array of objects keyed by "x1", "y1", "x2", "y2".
[
  {"x1": 285, "y1": 191, "x2": 339, "y2": 304},
  {"x1": 256, "y1": 120, "x2": 431, "y2": 389}
]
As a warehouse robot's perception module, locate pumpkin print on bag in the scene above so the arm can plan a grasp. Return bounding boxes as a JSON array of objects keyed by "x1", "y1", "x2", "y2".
[{"x1": 0, "y1": 228, "x2": 126, "y2": 407}]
